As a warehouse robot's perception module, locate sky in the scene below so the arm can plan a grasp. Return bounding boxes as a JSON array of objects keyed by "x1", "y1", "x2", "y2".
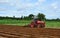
[{"x1": 0, "y1": 0, "x2": 60, "y2": 19}]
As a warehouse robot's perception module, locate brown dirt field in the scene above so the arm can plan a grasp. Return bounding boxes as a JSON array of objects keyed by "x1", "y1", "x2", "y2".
[{"x1": 0, "y1": 25, "x2": 60, "y2": 38}]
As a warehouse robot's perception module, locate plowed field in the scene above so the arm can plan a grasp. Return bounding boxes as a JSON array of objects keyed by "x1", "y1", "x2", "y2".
[{"x1": 0, "y1": 25, "x2": 60, "y2": 38}]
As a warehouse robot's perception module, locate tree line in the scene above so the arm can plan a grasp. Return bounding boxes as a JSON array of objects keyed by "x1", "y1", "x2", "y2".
[
  {"x1": 0, "y1": 13, "x2": 60, "y2": 21},
  {"x1": 0, "y1": 13, "x2": 45, "y2": 20}
]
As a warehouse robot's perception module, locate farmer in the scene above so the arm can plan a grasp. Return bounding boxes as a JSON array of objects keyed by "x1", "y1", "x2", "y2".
[
  {"x1": 33, "y1": 16, "x2": 38, "y2": 25},
  {"x1": 30, "y1": 16, "x2": 38, "y2": 28}
]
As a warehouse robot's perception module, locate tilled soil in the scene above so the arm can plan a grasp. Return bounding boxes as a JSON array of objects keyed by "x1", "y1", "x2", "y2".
[{"x1": 0, "y1": 25, "x2": 60, "y2": 38}]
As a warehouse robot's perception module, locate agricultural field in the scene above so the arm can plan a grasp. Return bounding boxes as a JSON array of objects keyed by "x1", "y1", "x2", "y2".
[
  {"x1": 0, "y1": 19, "x2": 60, "y2": 38},
  {"x1": 0, "y1": 19, "x2": 60, "y2": 28},
  {"x1": 46, "y1": 21, "x2": 60, "y2": 28},
  {"x1": 0, "y1": 19, "x2": 31, "y2": 26},
  {"x1": 0, "y1": 25, "x2": 60, "y2": 38}
]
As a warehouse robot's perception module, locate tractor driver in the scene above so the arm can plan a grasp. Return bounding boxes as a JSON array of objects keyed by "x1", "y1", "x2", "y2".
[{"x1": 32, "y1": 16, "x2": 38, "y2": 25}]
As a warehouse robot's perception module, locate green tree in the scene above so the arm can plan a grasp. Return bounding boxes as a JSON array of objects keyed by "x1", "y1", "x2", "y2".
[
  {"x1": 28, "y1": 14, "x2": 34, "y2": 20},
  {"x1": 37, "y1": 13, "x2": 45, "y2": 21}
]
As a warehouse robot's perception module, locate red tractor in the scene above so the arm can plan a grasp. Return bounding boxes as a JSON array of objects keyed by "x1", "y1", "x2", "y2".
[{"x1": 29, "y1": 19, "x2": 45, "y2": 28}]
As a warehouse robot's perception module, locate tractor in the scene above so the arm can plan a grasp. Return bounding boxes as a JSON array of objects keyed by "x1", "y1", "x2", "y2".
[{"x1": 29, "y1": 16, "x2": 45, "y2": 28}]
